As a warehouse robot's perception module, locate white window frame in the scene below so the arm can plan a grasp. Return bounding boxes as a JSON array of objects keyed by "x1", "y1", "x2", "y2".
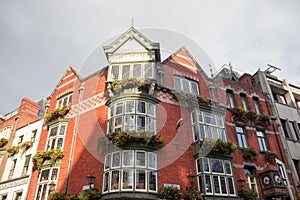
[
  {"x1": 108, "y1": 63, "x2": 155, "y2": 81},
  {"x1": 35, "y1": 168, "x2": 59, "y2": 200},
  {"x1": 103, "y1": 151, "x2": 157, "y2": 193},
  {"x1": 46, "y1": 123, "x2": 67, "y2": 151},
  {"x1": 236, "y1": 126, "x2": 248, "y2": 148},
  {"x1": 256, "y1": 130, "x2": 268, "y2": 152},
  {"x1": 56, "y1": 93, "x2": 72, "y2": 108},
  {"x1": 191, "y1": 110, "x2": 226, "y2": 142},
  {"x1": 108, "y1": 100, "x2": 156, "y2": 134},
  {"x1": 173, "y1": 76, "x2": 199, "y2": 95},
  {"x1": 196, "y1": 158, "x2": 236, "y2": 196}
]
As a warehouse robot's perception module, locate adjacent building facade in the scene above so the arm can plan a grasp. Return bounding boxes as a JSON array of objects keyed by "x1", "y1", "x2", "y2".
[{"x1": 0, "y1": 27, "x2": 298, "y2": 200}]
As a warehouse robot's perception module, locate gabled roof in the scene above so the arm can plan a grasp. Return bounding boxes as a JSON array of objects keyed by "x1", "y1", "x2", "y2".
[
  {"x1": 103, "y1": 26, "x2": 160, "y2": 61},
  {"x1": 162, "y1": 46, "x2": 210, "y2": 79},
  {"x1": 49, "y1": 66, "x2": 82, "y2": 99}
]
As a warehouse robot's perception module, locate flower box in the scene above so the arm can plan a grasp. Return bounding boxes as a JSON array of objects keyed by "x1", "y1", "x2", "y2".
[
  {"x1": 7, "y1": 145, "x2": 19, "y2": 156},
  {"x1": 32, "y1": 149, "x2": 64, "y2": 170},
  {"x1": 44, "y1": 106, "x2": 70, "y2": 123}
]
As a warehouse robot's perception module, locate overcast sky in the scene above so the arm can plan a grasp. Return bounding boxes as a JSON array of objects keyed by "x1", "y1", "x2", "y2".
[{"x1": 1, "y1": 0, "x2": 299, "y2": 115}]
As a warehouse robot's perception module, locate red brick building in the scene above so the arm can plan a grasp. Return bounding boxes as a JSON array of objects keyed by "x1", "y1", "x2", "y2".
[{"x1": 21, "y1": 27, "x2": 294, "y2": 200}]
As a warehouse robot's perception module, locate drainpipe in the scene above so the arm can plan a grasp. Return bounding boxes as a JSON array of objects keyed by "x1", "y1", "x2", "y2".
[{"x1": 64, "y1": 83, "x2": 85, "y2": 194}]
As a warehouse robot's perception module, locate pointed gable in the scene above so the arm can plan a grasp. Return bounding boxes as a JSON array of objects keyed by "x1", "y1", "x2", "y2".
[
  {"x1": 49, "y1": 66, "x2": 81, "y2": 99},
  {"x1": 103, "y1": 27, "x2": 160, "y2": 63}
]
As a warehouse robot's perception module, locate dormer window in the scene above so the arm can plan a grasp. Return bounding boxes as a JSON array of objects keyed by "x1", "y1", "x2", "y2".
[
  {"x1": 173, "y1": 76, "x2": 199, "y2": 95},
  {"x1": 108, "y1": 63, "x2": 155, "y2": 81},
  {"x1": 56, "y1": 93, "x2": 72, "y2": 108}
]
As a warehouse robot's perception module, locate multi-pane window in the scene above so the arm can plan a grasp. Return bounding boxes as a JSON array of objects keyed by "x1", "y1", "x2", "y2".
[
  {"x1": 8, "y1": 159, "x2": 17, "y2": 179},
  {"x1": 173, "y1": 76, "x2": 199, "y2": 95},
  {"x1": 196, "y1": 158, "x2": 236, "y2": 196},
  {"x1": 14, "y1": 191, "x2": 22, "y2": 200},
  {"x1": 35, "y1": 168, "x2": 59, "y2": 200},
  {"x1": 253, "y1": 97, "x2": 260, "y2": 114},
  {"x1": 227, "y1": 90, "x2": 235, "y2": 108},
  {"x1": 56, "y1": 93, "x2": 72, "y2": 108},
  {"x1": 191, "y1": 110, "x2": 226, "y2": 141},
  {"x1": 244, "y1": 167, "x2": 258, "y2": 194},
  {"x1": 288, "y1": 121, "x2": 299, "y2": 141},
  {"x1": 0, "y1": 126, "x2": 12, "y2": 139},
  {"x1": 240, "y1": 94, "x2": 248, "y2": 111},
  {"x1": 103, "y1": 150, "x2": 157, "y2": 193},
  {"x1": 109, "y1": 63, "x2": 155, "y2": 81},
  {"x1": 31, "y1": 130, "x2": 37, "y2": 141},
  {"x1": 18, "y1": 135, "x2": 23, "y2": 145},
  {"x1": 46, "y1": 124, "x2": 67, "y2": 151},
  {"x1": 276, "y1": 159, "x2": 288, "y2": 185},
  {"x1": 236, "y1": 126, "x2": 248, "y2": 148},
  {"x1": 107, "y1": 100, "x2": 156, "y2": 134},
  {"x1": 22, "y1": 155, "x2": 31, "y2": 176},
  {"x1": 256, "y1": 130, "x2": 268, "y2": 152}
]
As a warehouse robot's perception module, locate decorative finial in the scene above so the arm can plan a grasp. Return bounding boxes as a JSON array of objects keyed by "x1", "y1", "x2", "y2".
[
  {"x1": 131, "y1": 17, "x2": 134, "y2": 27},
  {"x1": 209, "y1": 64, "x2": 214, "y2": 78}
]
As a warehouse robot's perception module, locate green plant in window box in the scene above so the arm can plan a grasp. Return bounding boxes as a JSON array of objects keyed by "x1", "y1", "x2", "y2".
[
  {"x1": 6, "y1": 145, "x2": 19, "y2": 156},
  {"x1": 21, "y1": 141, "x2": 33, "y2": 150},
  {"x1": 32, "y1": 149, "x2": 64, "y2": 170},
  {"x1": 158, "y1": 187, "x2": 181, "y2": 200},
  {"x1": 199, "y1": 138, "x2": 237, "y2": 155},
  {"x1": 257, "y1": 113, "x2": 271, "y2": 126},
  {"x1": 245, "y1": 110, "x2": 258, "y2": 121},
  {"x1": 229, "y1": 107, "x2": 246, "y2": 117},
  {"x1": 109, "y1": 78, "x2": 152, "y2": 94},
  {"x1": 49, "y1": 192, "x2": 66, "y2": 200},
  {"x1": 265, "y1": 150, "x2": 278, "y2": 163},
  {"x1": 65, "y1": 193, "x2": 79, "y2": 200},
  {"x1": 0, "y1": 138, "x2": 8, "y2": 147},
  {"x1": 239, "y1": 189, "x2": 257, "y2": 200},
  {"x1": 182, "y1": 188, "x2": 203, "y2": 200},
  {"x1": 242, "y1": 148, "x2": 258, "y2": 161},
  {"x1": 105, "y1": 131, "x2": 165, "y2": 148},
  {"x1": 197, "y1": 96, "x2": 212, "y2": 107},
  {"x1": 44, "y1": 106, "x2": 70, "y2": 123},
  {"x1": 78, "y1": 189, "x2": 102, "y2": 200}
]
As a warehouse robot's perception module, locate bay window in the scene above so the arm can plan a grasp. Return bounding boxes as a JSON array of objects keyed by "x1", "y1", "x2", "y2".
[
  {"x1": 107, "y1": 100, "x2": 156, "y2": 134},
  {"x1": 108, "y1": 63, "x2": 155, "y2": 81},
  {"x1": 56, "y1": 93, "x2": 72, "y2": 108},
  {"x1": 103, "y1": 150, "x2": 157, "y2": 193},
  {"x1": 191, "y1": 110, "x2": 226, "y2": 141},
  {"x1": 196, "y1": 158, "x2": 236, "y2": 196},
  {"x1": 35, "y1": 168, "x2": 59, "y2": 200}
]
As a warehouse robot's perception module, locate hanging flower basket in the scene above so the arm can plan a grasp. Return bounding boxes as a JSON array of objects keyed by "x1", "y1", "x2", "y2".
[
  {"x1": 7, "y1": 145, "x2": 19, "y2": 156},
  {"x1": 44, "y1": 106, "x2": 70, "y2": 123},
  {"x1": 0, "y1": 138, "x2": 8, "y2": 147},
  {"x1": 22, "y1": 141, "x2": 33, "y2": 150}
]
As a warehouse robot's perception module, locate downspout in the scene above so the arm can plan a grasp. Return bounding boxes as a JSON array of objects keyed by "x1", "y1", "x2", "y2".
[{"x1": 64, "y1": 83, "x2": 85, "y2": 193}]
